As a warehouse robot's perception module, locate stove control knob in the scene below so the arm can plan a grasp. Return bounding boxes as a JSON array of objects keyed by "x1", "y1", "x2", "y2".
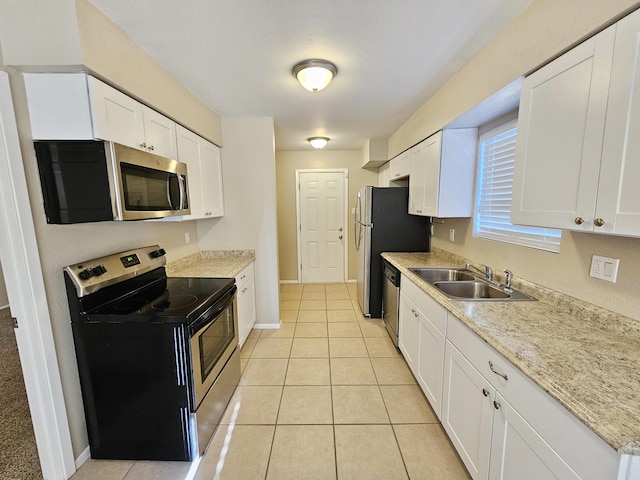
[
  {"x1": 78, "y1": 269, "x2": 93, "y2": 280},
  {"x1": 93, "y1": 265, "x2": 107, "y2": 276},
  {"x1": 149, "y1": 248, "x2": 166, "y2": 259}
]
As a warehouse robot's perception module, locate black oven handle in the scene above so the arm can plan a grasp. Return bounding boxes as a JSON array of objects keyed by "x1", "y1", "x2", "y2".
[{"x1": 189, "y1": 285, "x2": 237, "y2": 335}]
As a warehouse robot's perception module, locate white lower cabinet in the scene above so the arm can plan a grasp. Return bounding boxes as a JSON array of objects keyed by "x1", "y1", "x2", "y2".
[
  {"x1": 398, "y1": 292, "x2": 420, "y2": 369},
  {"x1": 399, "y1": 273, "x2": 620, "y2": 480},
  {"x1": 399, "y1": 277, "x2": 447, "y2": 418},
  {"x1": 490, "y1": 392, "x2": 580, "y2": 480},
  {"x1": 236, "y1": 262, "x2": 256, "y2": 347},
  {"x1": 443, "y1": 314, "x2": 619, "y2": 480}
]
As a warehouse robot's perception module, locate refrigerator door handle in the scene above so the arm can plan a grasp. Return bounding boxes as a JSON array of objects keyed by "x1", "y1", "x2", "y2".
[{"x1": 354, "y1": 191, "x2": 361, "y2": 251}]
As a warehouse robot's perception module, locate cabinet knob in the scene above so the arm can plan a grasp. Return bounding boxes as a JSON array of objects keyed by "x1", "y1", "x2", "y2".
[
  {"x1": 574, "y1": 217, "x2": 584, "y2": 225},
  {"x1": 140, "y1": 142, "x2": 147, "y2": 149},
  {"x1": 493, "y1": 400, "x2": 501, "y2": 410},
  {"x1": 148, "y1": 145, "x2": 155, "y2": 151},
  {"x1": 395, "y1": 173, "x2": 400, "y2": 177},
  {"x1": 417, "y1": 210, "x2": 422, "y2": 214},
  {"x1": 482, "y1": 388, "x2": 490, "y2": 397},
  {"x1": 594, "y1": 218, "x2": 605, "y2": 227},
  {"x1": 339, "y1": 235, "x2": 343, "y2": 240}
]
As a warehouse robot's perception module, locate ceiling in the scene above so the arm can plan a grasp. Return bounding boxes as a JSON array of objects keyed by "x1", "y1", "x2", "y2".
[{"x1": 88, "y1": 0, "x2": 531, "y2": 151}]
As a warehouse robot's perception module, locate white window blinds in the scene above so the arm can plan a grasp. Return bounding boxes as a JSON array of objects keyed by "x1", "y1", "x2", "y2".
[{"x1": 473, "y1": 120, "x2": 561, "y2": 253}]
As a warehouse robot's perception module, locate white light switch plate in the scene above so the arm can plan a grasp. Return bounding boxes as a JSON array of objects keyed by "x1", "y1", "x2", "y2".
[{"x1": 589, "y1": 255, "x2": 619, "y2": 283}]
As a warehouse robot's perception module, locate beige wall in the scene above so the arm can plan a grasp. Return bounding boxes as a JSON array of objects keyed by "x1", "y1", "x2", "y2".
[
  {"x1": 197, "y1": 117, "x2": 281, "y2": 327},
  {"x1": 387, "y1": 0, "x2": 640, "y2": 321},
  {"x1": 389, "y1": 0, "x2": 640, "y2": 157},
  {"x1": 276, "y1": 150, "x2": 379, "y2": 281},
  {"x1": 0, "y1": 0, "x2": 222, "y2": 145},
  {"x1": 0, "y1": 0, "x2": 224, "y2": 458}
]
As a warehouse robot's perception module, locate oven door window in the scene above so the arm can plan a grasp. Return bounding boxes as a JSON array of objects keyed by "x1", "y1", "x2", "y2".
[
  {"x1": 199, "y1": 305, "x2": 235, "y2": 381},
  {"x1": 120, "y1": 163, "x2": 174, "y2": 211}
]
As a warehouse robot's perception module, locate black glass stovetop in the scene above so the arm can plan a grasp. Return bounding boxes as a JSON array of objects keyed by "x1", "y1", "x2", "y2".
[{"x1": 91, "y1": 276, "x2": 235, "y2": 323}]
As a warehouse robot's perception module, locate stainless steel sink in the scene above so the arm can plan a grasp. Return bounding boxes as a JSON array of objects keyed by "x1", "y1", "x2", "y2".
[
  {"x1": 433, "y1": 281, "x2": 509, "y2": 299},
  {"x1": 408, "y1": 267, "x2": 536, "y2": 301},
  {"x1": 409, "y1": 268, "x2": 476, "y2": 282},
  {"x1": 433, "y1": 280, "x2": 536, "y2": 301}
]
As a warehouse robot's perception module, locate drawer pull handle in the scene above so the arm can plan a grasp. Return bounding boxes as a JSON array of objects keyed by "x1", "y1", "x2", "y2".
[
  {"x1": 494, "y1": 400, "x2": 501, "y2": 410},
  {"x1": 489, "y1": 361, "x2": 508, "y2": 381},
  {"x1": 482, "y1": 388, "x2": 489, "y2": 397}
]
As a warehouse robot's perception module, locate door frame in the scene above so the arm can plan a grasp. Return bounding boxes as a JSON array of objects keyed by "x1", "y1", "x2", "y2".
[
  {"x1": 0, "y1": 71, "x2": 76, "y2": 478},
  {"x1": 295, "y1": 169, "x2": 349, "y2": 283}
]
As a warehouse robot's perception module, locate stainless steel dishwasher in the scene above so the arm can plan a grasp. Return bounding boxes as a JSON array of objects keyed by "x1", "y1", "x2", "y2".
[{"x1": 382, "y1": 260, "x2": 400, "y2": 347}]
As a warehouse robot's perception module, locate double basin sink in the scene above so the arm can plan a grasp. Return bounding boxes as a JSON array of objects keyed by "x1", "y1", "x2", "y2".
[{"x1": 409, "y1": 267, "x2": 536, "y2": 301}]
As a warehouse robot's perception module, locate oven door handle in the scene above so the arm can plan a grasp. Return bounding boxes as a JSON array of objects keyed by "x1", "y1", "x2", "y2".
[{"x1": 189, "y1": 286, "x2": 237, "y2": 335}]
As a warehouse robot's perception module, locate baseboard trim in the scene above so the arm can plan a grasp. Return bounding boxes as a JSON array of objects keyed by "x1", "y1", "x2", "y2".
[
  {"x1": 75, "y1": 446, "x2": 90, "y2": 469},
  {"x1": 253, "y1": 322, "x2": 281, "y2": 330},
  {"x1": 0, "y1": 304, "x2": 10, "y2": 311}
]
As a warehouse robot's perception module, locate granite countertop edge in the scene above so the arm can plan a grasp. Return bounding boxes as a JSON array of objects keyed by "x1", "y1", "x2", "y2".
[
  {"x1": 166, "y1": 250, "x2": 255, "y2": 278},
  {"x1": 382, "y1": 249, "x2": 640, "y2": 457}
]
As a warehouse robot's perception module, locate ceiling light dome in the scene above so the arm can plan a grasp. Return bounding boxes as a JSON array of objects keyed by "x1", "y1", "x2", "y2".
[
  {"x1": 308, "y1": 137, "x2": 329, "y2": 149},
  {"x1": 293, "y1": 59, "x2": 337, "y2": 92}
]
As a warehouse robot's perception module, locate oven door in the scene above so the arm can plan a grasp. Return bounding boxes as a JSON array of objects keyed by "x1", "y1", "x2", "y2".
[{"x1": 190, "y1": 287, "x2": 238, "y2": 408}]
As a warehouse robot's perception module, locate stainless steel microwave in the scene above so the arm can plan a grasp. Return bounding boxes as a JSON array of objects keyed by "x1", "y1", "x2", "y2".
[{"x1": 34, "y1": 140, "x2": 190, "y2": 223}]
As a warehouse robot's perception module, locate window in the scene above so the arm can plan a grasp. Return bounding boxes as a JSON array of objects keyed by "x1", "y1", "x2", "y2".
[{"x1": 473, "y1": 120, "x2": 561, "y2": 253}]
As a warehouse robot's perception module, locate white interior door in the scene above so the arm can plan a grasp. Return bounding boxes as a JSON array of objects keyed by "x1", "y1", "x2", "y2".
[{"x1": 298, "y1": 170, "x2": 347, "y2": 283}]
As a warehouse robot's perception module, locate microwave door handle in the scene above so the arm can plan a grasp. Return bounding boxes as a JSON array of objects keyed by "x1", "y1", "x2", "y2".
[
  {"x1": 176, "y1": 174, "x2": 184, "y2": 210},
  {"x1": 166, "y1": 175, "x2": 174, "y2": 209},
  {"x1": 179, "y1": 174, "x2": 187, "y2": 210}
]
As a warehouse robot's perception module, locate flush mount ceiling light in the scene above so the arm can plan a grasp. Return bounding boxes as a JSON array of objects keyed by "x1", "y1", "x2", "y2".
[
  {"x1": 308, "y1": 137, "x2": 330, "y2": 149},
  {"x1": 292, "y1": 59, "x2": 338, "y2": 92}
]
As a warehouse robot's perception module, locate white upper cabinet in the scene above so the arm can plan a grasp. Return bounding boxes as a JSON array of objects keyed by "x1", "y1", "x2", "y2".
[
  {"x1": 513, "y1": 10, "x2": 640, "y2": 236},
  {"x1": 389, "y1": 150, "x2": 411, "y2": 181},
  {"x1": 408, "y1": 129, "x2": 477, "y2": 218},
  {"x1": 26, "y1": 73, "x2": 178, "y2": 159},
  {"x1": 200, "y1": 139, "x2": 225, "y2": 218},
  {"x1": 171, "y1": 125, "x2": 224, "y2": 221}
]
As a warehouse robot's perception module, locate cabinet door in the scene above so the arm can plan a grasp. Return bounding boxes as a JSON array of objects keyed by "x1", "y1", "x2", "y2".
[
  {"x1": 489, "y1": 393, "x2": 580, "y2": 480},
  {"x1": 417, "y1": 314, "x2": 445, "y2": 419},
  {"x1": 512, "y1": 26, "x2": 616, "y2": 231},
  {"x1": 142, "y1": 106, "x2": 177, "y2": 159},
  {"x1": 420, "y1": 132, "x2": 442, "y2": 217},
  {"x1": 176, "y1": 125, "x2": 204, "y2": 219},
  {"x1": 201, "y1": 140, "x2": 225, "y2": 218},
  {"x1": 408, "y1": 141, "x2": 426, "y2": 215},
  {"x1": 442, "y1": 341, "x2": 493, "y2": 480},
  {"x1": 390, "y1": 150, "x2": 410, "y2": 181},
  {"x1": 236, "y1": 264, "x2": 256, "y2": 347},
  {"x1": 597, "y1": 10, "x2": 640, "y2": 236},
  {"x1": 398, "y1": 292, "x2": 420, "y2": 373},
  {"x1": 88, "y1": 76, "x2": 146, "y2": 151}
]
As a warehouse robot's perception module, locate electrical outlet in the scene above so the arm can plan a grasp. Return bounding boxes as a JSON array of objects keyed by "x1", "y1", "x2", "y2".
[
  {"x1": 185, "y1": 232, "x2": 191, "y2": 244},
  {"x1": 589, "y1": 255, "x2": 619, "y2": 283},
  {"x1": 449, "y1": 229, "x2": 455, "y2": 242}
]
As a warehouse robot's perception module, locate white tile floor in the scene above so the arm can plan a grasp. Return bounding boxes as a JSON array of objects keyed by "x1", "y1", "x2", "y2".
[{"x1": 71, "y1": 282, "x2": 469, "y2": 480}]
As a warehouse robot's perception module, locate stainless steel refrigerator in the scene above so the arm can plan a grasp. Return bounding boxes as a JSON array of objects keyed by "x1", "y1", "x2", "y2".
[{"x1": 355, "y1": 186, "x2": 431, "y2": 318}]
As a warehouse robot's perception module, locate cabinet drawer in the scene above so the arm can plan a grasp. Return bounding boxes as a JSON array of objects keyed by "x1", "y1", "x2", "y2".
[
  {"x1": 400, "y1": 276, "x2": 447, "y2": 334},
  {"x1": 447, "y1": 315, "x2": 618, "y2": 480},
  {"x1": 235, "y1": 262, "x2": 254, "y2": 287}
]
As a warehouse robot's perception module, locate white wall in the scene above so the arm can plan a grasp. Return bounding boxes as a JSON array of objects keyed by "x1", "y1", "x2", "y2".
[{"x1": 197, "y1": 117, "x2": 280, "y2": 327}]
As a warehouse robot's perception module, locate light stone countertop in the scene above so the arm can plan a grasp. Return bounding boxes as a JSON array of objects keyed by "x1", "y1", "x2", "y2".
[
  {"x1": 382, "y1": 249, "x2": 640, "y2": 457},
  {"x1": 166, "y1": 250, "x2": 255, "y2": 278}
]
